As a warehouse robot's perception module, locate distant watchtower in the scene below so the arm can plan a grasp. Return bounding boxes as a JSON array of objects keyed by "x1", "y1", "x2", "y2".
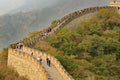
[
  {"x1": 109, "y1": 0, "x2": 120, "y2": 7},
  {"x1": 109, "y1": 0, "x2": 120, "y2": 13}
]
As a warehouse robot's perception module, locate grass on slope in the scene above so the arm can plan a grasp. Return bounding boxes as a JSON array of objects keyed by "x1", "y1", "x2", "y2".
[{"x1": 0, "y1": 49, "x2": 28, "y2": 80}]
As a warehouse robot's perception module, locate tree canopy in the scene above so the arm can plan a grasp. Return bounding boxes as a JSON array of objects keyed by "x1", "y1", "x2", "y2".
[{"x1": 48, "y1": 9, "x2": 120, "y2": 80}]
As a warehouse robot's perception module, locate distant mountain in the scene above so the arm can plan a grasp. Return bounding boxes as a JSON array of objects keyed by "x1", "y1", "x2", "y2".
[
  {"x1": 0, "y1": 0, "x2": 109, "y2": 50},
  {"x1": 9, "y1": 0, "x2": 58, "y2": 14}
]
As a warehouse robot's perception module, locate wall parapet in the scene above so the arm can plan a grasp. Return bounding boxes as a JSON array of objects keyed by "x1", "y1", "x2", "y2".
[
  {"x1": 8, "y1": 6, "x2": 119, "y2": 80},
  {"x1": 22, "y1": 46, "x2": 74, "y2": 80},
  {"x1": 109, "y1": 1, "x2": 120, "y2": 7},
  {"x1": 21, "y1": 6, "x2": 118, "y2": 46},
  {"x1": 8, "y1": 48, "x2": 48, "y2": 80}
]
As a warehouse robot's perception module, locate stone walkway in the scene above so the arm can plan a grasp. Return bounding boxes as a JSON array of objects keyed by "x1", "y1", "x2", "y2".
[
  {"x1": 41, "y1": 60, "x2": 64, "y2": 80},
  {"x1": 18, "y1": 48, "x2": 64, "y2": 80}
]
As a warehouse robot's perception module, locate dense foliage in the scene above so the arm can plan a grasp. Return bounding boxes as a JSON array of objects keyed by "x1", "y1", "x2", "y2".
[
  {"x1": 0, "y1": 49, "x2": 28, "y2": 80},
  {"x1": 47, "y1": 9, "x2": 120, "y2": 80},
  {"x1": 19, "y1": 8, "x2": 120, "y2": 80},
  {"x1": 2, "y1": 7, "x2": 120, "y2": 80}
]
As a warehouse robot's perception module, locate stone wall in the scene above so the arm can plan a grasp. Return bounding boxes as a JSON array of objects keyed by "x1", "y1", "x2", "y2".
[
  {"x1": 109, "y1": 1, "x2": 120, "y2": 7},
  {"x1": 22, "y1": 6, "x2": 117, "y2": 46},
  {"x1": 8, "y1": 48, "x2": 48, "y2": 80},
  {"x1": 22, "y1": 46, "x2": 74, "y2": 80},
  {"x1": 8, "y1": 6, "x2": 118, "y2": 80}
]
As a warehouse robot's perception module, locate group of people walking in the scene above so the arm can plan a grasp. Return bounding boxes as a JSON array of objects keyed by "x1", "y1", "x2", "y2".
[
  {"x1": 15, "y1": 27, "x2": 53, "y2": 67},
  {"x1": 16, "y1": 42, "x2": 23, "y2": 51},
  {"x1": 36, "y1": 56, "x2": 51, "y2": 67},
  {"x1": 42, "y1": 28, "x2": 52, "y2": 37}
]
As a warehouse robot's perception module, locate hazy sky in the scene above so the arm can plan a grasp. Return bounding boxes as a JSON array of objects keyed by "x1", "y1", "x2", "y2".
[
  {"x1": 0, "y1": 0, "x2": 25, "y2": 15},
  {"x1": 0, "y1": 0, "x2": 58, "y2": 15},
  {"x1": 0, "y1": 0, "x2": 112, "y2": 50},
  {"x1": 0, "y1": 0, "x2": 112, "y2": 16}
]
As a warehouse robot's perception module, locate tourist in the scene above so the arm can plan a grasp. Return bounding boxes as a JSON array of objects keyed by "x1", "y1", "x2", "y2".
[
  {"x1": 46, "y1": 57, "x2": 49, "y2": 66},
  {"x1": 40, "y1": 57, "x2": 42, "y2": 64},
  {"x1": 30, "y1": 52, "x2": 33, "y2": 56},
  {"x1": 16, "y1": 43, "x2": 19, "y2": 49},
  {"x1": 19, "y1": 42, "x2": 23, "y2": 49},
  {"x1": 46, "y1": 57, "x2": 51, "y2": 67},
  {"x1": 48, "y1": 59, "x2": 51, "y2": 67},
  {"x1": 48, "y1": 28, "x2": 52, "y2": 32},
  {"x1": 37, "y1": 56, "x2": 42, "y2": 64},
  {"x1": 16, "y1": 42, "x2": 23, "y2": 52}
]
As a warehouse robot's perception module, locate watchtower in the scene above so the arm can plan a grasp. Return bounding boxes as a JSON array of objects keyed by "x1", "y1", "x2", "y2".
[
  {"x1": 109, "y1": 0, "x2": 120, "y2": 7},
  {"x1": 109, "y1": 0, "x2": 120, "y2": 14}
]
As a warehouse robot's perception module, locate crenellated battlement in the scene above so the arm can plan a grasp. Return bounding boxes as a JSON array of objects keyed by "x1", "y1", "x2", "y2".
[
  {"x1": 22, "y1": 46, "x2": 74, "y2": 80},
  {"x1": 8, "y1": 5, "x2": 119, "y2": 80},
  {"x1": 8, "y1": 48, "x2": 48, "y2": 80},
  {"x1": 109, "y1": 1, "x2": 120, "y2": 7},
  {"x1": 21, "y1": 6, "x2": 118, "y2": 47}
]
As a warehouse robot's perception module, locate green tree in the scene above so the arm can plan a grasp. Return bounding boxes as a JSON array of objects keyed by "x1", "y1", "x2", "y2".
[
  {"x1": 59, "y1": 41, "x2": 77, "y2": 55},
  {"x1": 51, "y1": 20, "x2": 57, "y2": 25}
]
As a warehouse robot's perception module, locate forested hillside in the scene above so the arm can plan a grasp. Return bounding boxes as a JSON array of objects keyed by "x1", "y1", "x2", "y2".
[
  {"x1": 32, "y1": 9, "x2": 120, "y2": 80},
  {"x1": 0, "y1": 8, "x2": 119, "y2": 80},
  {"x1": 0, "y1": 0, "x2": 109, "y2": 51}
]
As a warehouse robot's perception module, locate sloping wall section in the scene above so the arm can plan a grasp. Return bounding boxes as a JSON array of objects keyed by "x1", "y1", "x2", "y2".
[
  {"x1": 8, "y1": 48, "x2": 48, "y2": 80},
  {"x1": 22, "y1": 6, "x2": 118, "y2": 46},
  {"x1": 8, "y1": 6, "x2": 118, "y2": 80}
]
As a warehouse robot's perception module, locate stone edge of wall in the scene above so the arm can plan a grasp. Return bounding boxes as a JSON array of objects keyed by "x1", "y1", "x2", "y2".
[
  {"x1": 8, "y1": 48, "x2": 48, "y2": 80},
  {"x1": 109, "y1": 1, "x2": 120, "y2": 6},
  {"x1": 9, "y1": 6, "x2": 119, "y2": 80},
  {"x1": 22, "y1": 46, "x2": 74, "y2": 80},
  {"x1": 20, "y1": 6, "x2": 118, "y2": 80},
  {"x1": 22, "y1": 6, "x2": 118, "y2": 46}
]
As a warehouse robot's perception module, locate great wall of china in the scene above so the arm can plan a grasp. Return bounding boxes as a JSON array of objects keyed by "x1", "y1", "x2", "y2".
[
  {"x1": 8, "y1": 48, "x2": 48, "y2": 80},
  {"x1": 7, "y1": 2, "x2": 120, "y2": 80}
]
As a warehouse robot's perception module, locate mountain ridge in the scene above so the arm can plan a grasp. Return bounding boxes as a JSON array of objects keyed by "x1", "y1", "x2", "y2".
[{"x1": 0, "y1": 0, "x2": 109, "y2": 50}]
